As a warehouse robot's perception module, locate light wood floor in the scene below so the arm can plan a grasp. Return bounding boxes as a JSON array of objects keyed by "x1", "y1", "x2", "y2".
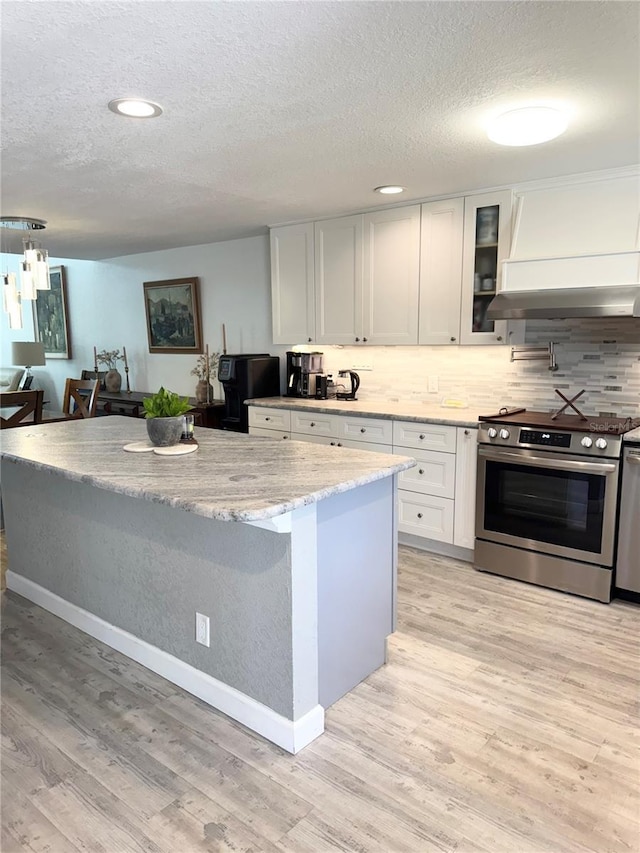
[{"x1": 1, "y1": 541, "x2": 639, "y2": 853}]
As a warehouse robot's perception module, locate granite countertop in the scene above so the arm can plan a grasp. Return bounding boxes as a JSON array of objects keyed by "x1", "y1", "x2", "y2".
[
  {"x1": 624, "y1": 426, "x2": 640, "y2": 443},
  {"x1": 246, "y1": 396, "x2": 479, "y2": 428},
  {"x1": 0, "y1": 416, "x2": 414, "y2": 522}
]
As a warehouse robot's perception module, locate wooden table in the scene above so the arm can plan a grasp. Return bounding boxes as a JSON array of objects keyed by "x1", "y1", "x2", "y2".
[{"x1": 94, "y1": 391, "x2": 225, "y2": 429}]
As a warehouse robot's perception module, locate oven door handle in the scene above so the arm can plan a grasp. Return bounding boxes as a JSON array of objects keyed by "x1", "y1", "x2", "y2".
[
  {"x1": 626, "y1": 454, "x2": 640, "y2": 466},
  {"x1": 478, "y1": 447, "x2": 617, "y2": 474}
]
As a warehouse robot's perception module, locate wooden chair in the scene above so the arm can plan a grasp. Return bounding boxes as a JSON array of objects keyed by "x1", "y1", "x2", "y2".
[
  {"x1": 62, "y1": 378, "x2": 100, "y2": 419},
  {"x1": 0, "y1": 389, "x2": 44, "y2": 428},
  {"x1": 81, "y1": 369, "x2": 106, "y2": 389}
]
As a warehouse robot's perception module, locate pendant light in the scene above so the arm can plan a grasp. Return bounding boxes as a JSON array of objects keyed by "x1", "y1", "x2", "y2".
[{"x1": 1, "y1": 217, "x2": 51, "y2": 328}]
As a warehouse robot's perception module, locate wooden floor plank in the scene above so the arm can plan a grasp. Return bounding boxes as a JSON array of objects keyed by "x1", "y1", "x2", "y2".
[{"x1": 2, "y1": 540, "x2": 639, "y2": 852}]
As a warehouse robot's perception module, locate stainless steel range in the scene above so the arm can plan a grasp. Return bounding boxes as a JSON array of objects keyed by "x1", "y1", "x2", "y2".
[{"x1": 475, "y1": 408, "x2": 640, "y2": 603}]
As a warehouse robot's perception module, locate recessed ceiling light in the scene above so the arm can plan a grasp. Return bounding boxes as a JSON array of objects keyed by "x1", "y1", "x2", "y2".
[
  {"x1": 374, "y1": 185, "x2": 405, "y2": 195},
  {"x1": 108, "y1": 98, "x2": 163, "y2": 118},
  {"x1": 487, "y1": 106, "x2": 569, "y2": 146}
]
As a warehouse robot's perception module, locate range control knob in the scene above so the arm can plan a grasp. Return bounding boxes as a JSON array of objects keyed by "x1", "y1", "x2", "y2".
[
  {"x1": 581, "y1": 436, "x2": 593, "y2": 448},
  {"x1": 595, "y1": 437, "x2": 608, "y2": 450},
  {"x1": 499, "y1": 428, "x2": 510, "y2": 440},
  {"x1": 487, "y1": 427, "x2": 498, "y2": 439}
]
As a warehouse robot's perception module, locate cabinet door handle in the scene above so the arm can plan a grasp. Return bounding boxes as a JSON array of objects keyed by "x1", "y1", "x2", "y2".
[
  {"x1": 450, "y1": 336, "x2": 456, "y2": 342},
  {"x1": 418, "y1": 468, "x2": 424, "y2": 475},
  {"x1": 363, "y1": 337, "x2": 368, "y2": 342},
  {"x1": 360, "y1": 427, "x2": 366, "y2": 433},
  {"x1": 337, "y1": 442, "x2": 342, "y2": 447},
  {"x1": 417, "y1": 513, "x2": 423, "y2": 519},
  {"x1": 496, "y1": 335, "x2": 503, "y2": 342},
  {"x1": 310, "y1": 422, "x2": 315, "y2": 427},
  {"x1": 283, "y1": 435, "x2": 288, "y2": 439},
  {"x1": 265, "y1": 416, "x2": 270, "y2": 421},
  {"x1": 464, "y1": 429, "x2": 470, "y2": 435},
  {"x1": 308, "y1": 337, "x2": 312, "y2": 343},
  {"x1": 419, "y1": 434, "x2": 425, "y2": 440},
  {"x1": 330, "y1": 441, "x2": 335, "y2": 446},
  {"x1": 355, "y1": 337, "x2": 360, "y2": 342}
]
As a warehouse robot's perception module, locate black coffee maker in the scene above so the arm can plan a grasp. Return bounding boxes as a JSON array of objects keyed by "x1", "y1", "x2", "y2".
[
  {"x1": 336, "y1": 370, "x2": 360, "y2": 400},
  {"x1": 218, "y1": 354, "x2": 280, "y2": 432},
  {"x1": 286, "y1": 351, "x2": 324, "y2": 398}
]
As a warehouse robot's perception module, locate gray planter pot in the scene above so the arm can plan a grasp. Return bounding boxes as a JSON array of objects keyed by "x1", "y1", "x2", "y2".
[{"x1": 146, "y1": 416, "x2": 183, "y2": 447}]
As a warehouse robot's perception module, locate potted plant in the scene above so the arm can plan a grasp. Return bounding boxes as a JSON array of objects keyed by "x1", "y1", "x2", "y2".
[
  {"x1": 96, "y1": 349, "x2": 124, "y2": 392},
  {"x1": 191, "y1": 351, "x2": 220, "y2": 404},
  {"x1": 142, "y1": 387, "x2": 193, "y2": 446}
]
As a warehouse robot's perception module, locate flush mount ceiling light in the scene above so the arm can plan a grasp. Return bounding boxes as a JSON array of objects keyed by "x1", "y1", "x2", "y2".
[
  {"x1": 487, "y1": 106, "x2": 569, "y2": 146},
  {"x1": 374, "y1": 185, "x2": 405, "y2": 194},
  {"x1": 1, "y1": 216, "x2": 51, "y2": 330},
  {"x1": 108, "y1": 98, "x2": 163, "y2": 118}
]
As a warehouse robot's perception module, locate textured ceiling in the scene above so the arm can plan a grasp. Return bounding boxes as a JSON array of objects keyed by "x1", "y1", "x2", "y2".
[{"x1": 1, "y1": 0, "x2": 638, "y2": 260}]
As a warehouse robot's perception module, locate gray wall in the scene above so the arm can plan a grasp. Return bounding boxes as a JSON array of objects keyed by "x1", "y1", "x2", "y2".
[{"x1": 3, "y1": 461, "x2": 299, "y2": 718}]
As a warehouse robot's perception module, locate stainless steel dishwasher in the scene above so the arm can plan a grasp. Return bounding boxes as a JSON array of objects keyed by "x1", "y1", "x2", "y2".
[{"x1": 616, "y1": 443, "x2": 640, "y2": 597}]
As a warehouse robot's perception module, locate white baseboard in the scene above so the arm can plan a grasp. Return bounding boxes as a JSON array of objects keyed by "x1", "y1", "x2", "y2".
[{"x1": 7, "y1": 571, "x2": 325, "y2": 754}]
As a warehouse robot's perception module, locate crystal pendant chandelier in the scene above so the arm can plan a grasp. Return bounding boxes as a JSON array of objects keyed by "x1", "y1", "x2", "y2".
[{"x1": 1, "y1": 216, "x2": 51, "y2": 329}]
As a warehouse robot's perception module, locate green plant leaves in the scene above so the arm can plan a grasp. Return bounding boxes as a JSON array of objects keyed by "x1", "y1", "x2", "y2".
[{"x1": 142, "y1": 387, "x2": 192, "y2": 418}]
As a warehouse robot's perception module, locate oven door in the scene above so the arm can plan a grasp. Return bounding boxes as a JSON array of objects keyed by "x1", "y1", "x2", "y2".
[{"x1": 476, "y1": 446, "x2": 619, "y2": 566}]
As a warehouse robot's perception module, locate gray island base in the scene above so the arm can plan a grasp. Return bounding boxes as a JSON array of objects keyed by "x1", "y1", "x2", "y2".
[{"x1": 1, "y1": 417, "x2": 414, "y2": 753}]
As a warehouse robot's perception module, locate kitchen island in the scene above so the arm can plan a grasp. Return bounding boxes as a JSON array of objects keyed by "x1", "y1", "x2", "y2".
[{"x1": 1, "y1": 417, "x2": 414, "y2": 753}]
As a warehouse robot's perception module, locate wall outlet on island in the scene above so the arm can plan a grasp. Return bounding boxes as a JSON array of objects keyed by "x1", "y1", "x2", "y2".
[
  {"x1": 428, "y1": 375, "x2": 439, "y2": 393},
  {"x1": 195, "y1": 612, "x2": 210, "y2": 647}
]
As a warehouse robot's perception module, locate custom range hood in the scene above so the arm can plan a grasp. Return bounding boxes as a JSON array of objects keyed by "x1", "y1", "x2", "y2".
[
  {"x1": 490, "y1": 173, "x2": 640, "y2": 321},
  {"x1": 487, "y1": 285, "x2": 640, "y2": 320}
]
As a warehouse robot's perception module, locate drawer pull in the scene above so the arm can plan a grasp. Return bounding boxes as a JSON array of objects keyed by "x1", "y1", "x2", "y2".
[
  {"x1": 464, "y1": 429, "x2": 470, "y2": 435},
  {"x1": 330, "y1": 441, "x2": 336, "y2": 446},
  {"x1": 310, "y1": 421, "x2": 315, "y2": 427},
  {"x1": 417, "y1": 513, "x2": 423, "y2": 519},
  {"x1": 265, "y1": 416, "x2": 270, "y2": 421},
  {"x1": 418, "y1": 468, "x2": 424, "y2": 475},
  {"x1": 337, "y1": 442, "x2": 342, "y2": 447},
  {"x1": 450, "y1": 336, "x2": 456, "y2": 342},
  {"x1": 419, "y1": 434, "x2": 425, "y2": 440},
  {"x1": 360, "y1": 427, "x2": 366, "y2": 433},
  {"x1": 283, "y1": 435, "x2": 288, "y2": 440}
]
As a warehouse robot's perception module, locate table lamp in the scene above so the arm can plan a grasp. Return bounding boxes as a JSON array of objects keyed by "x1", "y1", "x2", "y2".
[{"x1": 11, "y1": 341, "x2": 46, "y2": 390}]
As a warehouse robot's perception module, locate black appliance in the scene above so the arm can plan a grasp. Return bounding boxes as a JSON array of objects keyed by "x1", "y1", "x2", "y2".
[
  {"x1": 336, "y1": 370, "x2": 360, "y2": 401},
  {"x1": 218, "y1": 354, "x2": 280, "y2": 433},
  {"x1": 474, "y1": 409, "x2": 640, "y2": 603},
  {"x1": 285, "y1": 351, "x2": 324, "y2": 398}
]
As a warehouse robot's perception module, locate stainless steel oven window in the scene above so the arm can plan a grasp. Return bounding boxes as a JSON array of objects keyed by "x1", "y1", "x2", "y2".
[{"x1": 476, "y1": 448, "x2": 619, "y2": 567}]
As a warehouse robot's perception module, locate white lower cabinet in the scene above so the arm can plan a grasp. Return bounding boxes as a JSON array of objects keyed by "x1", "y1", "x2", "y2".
[
  {"x1": 393, "y1": 422, "x2": 457, "y2": 543},
  {"x1": 453, "y1": 427, "x2": 478, "y2": 549},
  {"x1": 248, "y1": 406, "x2": 291, "y2": 432},
  {"x1": 250, "y1": 426, "x2": 290, "y2": 440},
  {"x1": 248, "y1": 405, "x2": 477, "y2": 556},
  {"x1": 396, "y1": 446, "x2": 456, "y2": 499},
  {"x1": 397, "y1": 491, "x2": 455, "y2": 543}
]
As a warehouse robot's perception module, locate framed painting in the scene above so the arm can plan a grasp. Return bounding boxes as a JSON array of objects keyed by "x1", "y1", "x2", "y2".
[
  {"x1": 33, "y1": 265, "x2": 72, "y2": 359},
  {"x1": 143, "y1": 277, "x2": 203, "y2": 354}
]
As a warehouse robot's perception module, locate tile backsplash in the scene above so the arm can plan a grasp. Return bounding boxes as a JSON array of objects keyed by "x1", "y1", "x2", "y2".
[{"x1": 314, "y1": 320, "x2": 640, "y2": 417}]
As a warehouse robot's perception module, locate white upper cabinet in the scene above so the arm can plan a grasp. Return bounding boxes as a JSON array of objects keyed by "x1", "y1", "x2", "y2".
[
  {"x1": 270, "y1": 223, "x2": 315, "y2": 344},
  {"x1": 419, "y1": 197, "x2": 463, "y2": 345},
  {"x1": 460, "y1": 190, "x2": 514, "y2": 345},
  {"x1": 363, "y1": 206, "x2": 421, "y2": 345},
  {"x1": 314, "y1": 215, "x2": 363, "y2": 344}
]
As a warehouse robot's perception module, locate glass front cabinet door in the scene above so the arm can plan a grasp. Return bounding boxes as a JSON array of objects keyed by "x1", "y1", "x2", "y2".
[{"x1": 460, "y1": 190, "x2": 514, "y2": 345}]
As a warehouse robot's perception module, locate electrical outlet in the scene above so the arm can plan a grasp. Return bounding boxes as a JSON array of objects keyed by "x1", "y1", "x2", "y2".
[
  {"x1": 195, "y1": 612, "x2": 210, "y2": 647},
  {"x1": 428, "y1": 375, "x2": 439, "y2": 393},
  {"x1": 351, "y1": 364, "x2": 373, "y2": 371}
]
